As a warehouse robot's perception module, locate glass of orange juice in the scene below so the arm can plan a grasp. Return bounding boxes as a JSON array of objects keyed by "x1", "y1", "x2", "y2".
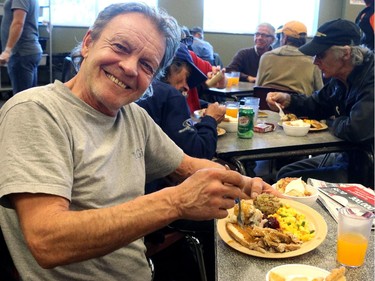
[
  {"x1": 225, "y1": 101, "x2": 239, "y2": 118},
  {"x1": 231, "y1": 72, "x2": 240, "y2": 86},
  {"x1": 336, "y1": 206, "x2": 374, "y2": 267}
]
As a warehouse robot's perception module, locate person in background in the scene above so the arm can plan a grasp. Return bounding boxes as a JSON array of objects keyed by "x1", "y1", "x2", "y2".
[
  {"x1": 0, "y1": 0, "x2": 42, "y2": 95},
  {"x1": 181, "y1": 25, "x2": 226, "y2": 112},
  {"x1": 0, "y1": 3, "x2": 276, "y2": 280},
  {"x1": 266, "y1": 19, "x2": 374, "y2": 187},
  {"x1": 226, "y1": 22, "x2": 275, "y2": 83},
  {"x1": 272, "y1": 25, "x2": 283, "y2": 49},
  {"x1": 355, "y1": 0, "x2": 374, "y2": 50},
  {"x1": 256, "y1": 21, "x2": 323, "y2": 95},
  {"x1": 190, "y1": 26, "x2": 215, "y2": 65}
]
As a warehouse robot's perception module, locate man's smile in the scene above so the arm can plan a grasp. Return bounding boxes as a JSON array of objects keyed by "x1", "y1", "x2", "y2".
[{"x1": 105, "y1": 71, "x2": 129, "y2": 89}]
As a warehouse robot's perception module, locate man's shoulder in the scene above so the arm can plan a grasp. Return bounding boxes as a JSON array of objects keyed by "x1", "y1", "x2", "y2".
[{"x1": 238, "y1": 47, "x2": 255, "y2": 53}]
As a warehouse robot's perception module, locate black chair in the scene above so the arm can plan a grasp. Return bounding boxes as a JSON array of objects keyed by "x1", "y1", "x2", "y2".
[
  {"x1": 61, "y1": 56, "x2": 78, "y2": 82},
  {"x1": 0, "y1": 229, "x2": 20, "y2": 281},
  {"x1": 145, "y1": 227, "x2": 207, "y2": 281}
]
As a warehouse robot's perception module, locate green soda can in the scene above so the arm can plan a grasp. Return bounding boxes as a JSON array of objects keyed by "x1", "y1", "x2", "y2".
[{"x1": 237, "y1": 106, "x2": 254, "y2": 139}]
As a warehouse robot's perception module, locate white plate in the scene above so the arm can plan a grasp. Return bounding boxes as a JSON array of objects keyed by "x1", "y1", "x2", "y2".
[
  {"x1": 266, "y1": 264, "x2": 330, "y2": 281},
  {"x1": 217, "y1": 127, "x2": 226, "y2": 136},
  {"x1": 217, "y1": 199, "x2": 327, "y2": 258}
]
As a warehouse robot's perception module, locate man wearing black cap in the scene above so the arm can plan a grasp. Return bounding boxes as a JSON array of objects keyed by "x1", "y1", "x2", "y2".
[{"x1": 266, "y1": 19, "x2": 374, "y2": 186}]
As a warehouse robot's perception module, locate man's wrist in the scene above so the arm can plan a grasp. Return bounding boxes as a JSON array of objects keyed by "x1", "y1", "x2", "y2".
[{"x1": 4, "y1": 47, "x2": 12, "y2": 54}]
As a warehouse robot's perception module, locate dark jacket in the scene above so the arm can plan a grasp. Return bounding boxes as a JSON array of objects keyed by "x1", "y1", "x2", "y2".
[
  {"x1": 355, "y1": 3, "x2": 374, "y2": 50},
  {"x1": 136, "y1": 80, "x2": 218, "y2": 159},
  {"x1": 288, "y1": 51, "x2": 374, "y2": 185},
  {"x1": 226, "y1": 47, "x2": 271, "y2": 81},
  {"x1": 136, "y1": 80, "x2": 218, "y2": 193}
]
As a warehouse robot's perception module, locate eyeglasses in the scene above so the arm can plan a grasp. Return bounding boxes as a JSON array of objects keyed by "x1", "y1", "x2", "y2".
[
  {"x1": 254, "y1": 32, "x2": 274, "y2": 39},
  {"x1": 181, "y1": 35, "x2": 194, "y2": 46}
]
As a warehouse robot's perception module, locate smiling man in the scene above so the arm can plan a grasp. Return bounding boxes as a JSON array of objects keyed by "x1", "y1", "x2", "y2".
[
  {"x1": 226, "y1": 22, "x2": 275, "y2": 83},
  {"x1": 266, "y1": 19, "x2": 374, "y2": 187},
  {"x1": 0, "y1": 3, "x2": 276, "y2": 281}
]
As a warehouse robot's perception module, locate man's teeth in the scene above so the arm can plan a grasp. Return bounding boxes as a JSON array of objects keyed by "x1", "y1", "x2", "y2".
[{"x1": 106, "y1": 73, "x2": 127, "y2": 89}]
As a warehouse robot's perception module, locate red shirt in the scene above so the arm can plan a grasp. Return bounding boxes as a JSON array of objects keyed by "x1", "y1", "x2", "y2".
[{"x1": 186, "y1": 51, "x2": 212, "y2": 113}]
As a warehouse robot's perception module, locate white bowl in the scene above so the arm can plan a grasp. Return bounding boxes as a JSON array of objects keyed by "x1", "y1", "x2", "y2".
[
  {"x1": 266, "y1": 264, "x2": 330, "y2": 281},
  {"x1": 282, "y1": 120, "x2": 310, "y2": 137},
  {"x1": 282, "y1": 184, "x2": 319, "y2": 206},
  {"x1": 220, "y1": 120, "x2": 238, "y2": 132}
]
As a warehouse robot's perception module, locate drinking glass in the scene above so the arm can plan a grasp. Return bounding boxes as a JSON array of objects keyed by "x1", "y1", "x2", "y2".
[{"x1": 336, "y1": 206, "x2": 374, "y2": 267}]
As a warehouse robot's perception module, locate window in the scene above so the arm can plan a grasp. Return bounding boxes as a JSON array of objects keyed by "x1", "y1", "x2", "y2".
[
  {"x1": 40, "y1": 0, "x2": 158, "y2": 27},
  {"x1": 203, "y1": 0, "x2": 320, "y2": 36}
]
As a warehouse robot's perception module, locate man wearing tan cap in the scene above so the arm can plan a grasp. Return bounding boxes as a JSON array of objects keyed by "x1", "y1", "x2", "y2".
[{"x1": 256, "y1": 21, "x2": 323, "y2": 95}]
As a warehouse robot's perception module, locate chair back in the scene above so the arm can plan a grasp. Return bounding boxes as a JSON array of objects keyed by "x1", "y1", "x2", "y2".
[
  {"x1": 253, "y1": 86, "x2": 296, "y2": 110},
  {"x1": 0, "y1": 229, "x2": 20, "y2": 281},
  {"x1": 61, "y1": 56, "x2": 78, "y2": 82}
]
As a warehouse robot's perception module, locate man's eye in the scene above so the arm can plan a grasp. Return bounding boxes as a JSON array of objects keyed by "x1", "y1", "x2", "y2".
[
  {"x1": 113, "y1": 43, "x2": 128, "y2": 52},
  {"x1": 140, "y1": 61, "x2": 155, "y2": 75}
]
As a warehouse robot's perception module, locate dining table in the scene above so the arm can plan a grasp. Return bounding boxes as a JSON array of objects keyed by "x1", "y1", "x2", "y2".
[
  {"x1": 215, "y1": 110, "x2": 357, "y2": 175},
  {"x1": 215, "y1": 200, "x2": 375, "y2": 280},
  {"x1": 207, "y1": 82, "x2": 255, "y2": 101}
]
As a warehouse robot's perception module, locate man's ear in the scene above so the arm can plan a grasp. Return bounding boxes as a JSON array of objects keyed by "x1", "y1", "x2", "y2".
[
  {"x1": 342, "y1": 46, "x2": 352, "y2": 61},
  {"x1": 81, "y1": 30, "x2": 93, "y2": 58}
]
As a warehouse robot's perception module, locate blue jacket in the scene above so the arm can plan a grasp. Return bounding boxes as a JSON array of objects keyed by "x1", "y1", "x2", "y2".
[
  {"x1": 136, "y1": 80, "x2": 218, "y2": 192},
  {"x1": 136, "y1": 80, "x2": 218, "y2": 159}
]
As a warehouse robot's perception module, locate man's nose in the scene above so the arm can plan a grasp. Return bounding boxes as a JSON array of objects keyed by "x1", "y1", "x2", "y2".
[{"x1": 119, "y1": 56, "x2": 138, "y2": 76}]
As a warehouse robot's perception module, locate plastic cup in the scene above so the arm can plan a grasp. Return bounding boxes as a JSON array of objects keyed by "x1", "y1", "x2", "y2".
[
  {"x1": 243, "y1": 97, "x2": 260, "y2": 122},
  {"x1": 225, "y1": 72, "x2": 240, "y2": 87},
  {"x1": 231, "y1": 72, "x2": 240, "y2": 86},
  {"x1": 225, "y1": 101, "x2": 239, "y2": 118},
  {"x1": 336, "y1": 206, "x2": 374, "y2": 267},
  {"x1": 243, "y1": 97, "x2": 260, "y2": 106}
]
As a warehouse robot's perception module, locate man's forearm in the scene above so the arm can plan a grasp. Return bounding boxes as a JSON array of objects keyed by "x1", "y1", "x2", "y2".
[{"x1": 11, "y1": 190, "x2": 180, "y2": 268}]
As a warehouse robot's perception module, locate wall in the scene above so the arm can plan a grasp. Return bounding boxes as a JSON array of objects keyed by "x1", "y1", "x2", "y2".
[{"x1": 0, "y1": 0, "x2": 367, "y2": 65}]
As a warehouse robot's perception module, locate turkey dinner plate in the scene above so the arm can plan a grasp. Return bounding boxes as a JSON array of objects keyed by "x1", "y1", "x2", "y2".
[{"x1": 216, "y1": 199, "x2": 327, "y2": 258}]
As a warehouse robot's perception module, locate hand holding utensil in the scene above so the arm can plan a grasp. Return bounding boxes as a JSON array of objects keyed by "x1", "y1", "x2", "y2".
[{"x1": 275, "y1": 102, "x2": 285, "y2": 119}]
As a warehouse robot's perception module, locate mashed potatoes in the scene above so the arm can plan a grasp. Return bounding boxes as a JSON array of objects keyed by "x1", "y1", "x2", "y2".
[{"x1": 269, "y1": 204, "x2": 315, "y2": 242}]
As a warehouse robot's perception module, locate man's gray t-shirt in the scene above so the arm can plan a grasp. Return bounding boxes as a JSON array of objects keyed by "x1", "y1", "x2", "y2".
[{"x1": 0, "y1": 80, "x2": 184, "y2": 280}]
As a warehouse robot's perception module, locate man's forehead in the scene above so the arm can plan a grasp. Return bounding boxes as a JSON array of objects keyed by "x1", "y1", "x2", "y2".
[{"x1": 257, "y1": 25, "x2": 272, "y2": 34}]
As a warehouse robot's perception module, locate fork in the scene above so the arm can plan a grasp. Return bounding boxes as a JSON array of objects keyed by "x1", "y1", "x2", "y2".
[
  {"x1": 275, "y1": 102, "x2": 285, "y2": 119},
  {"x1": 235, "y1": 198, "x2": 244, "y2": 226}
]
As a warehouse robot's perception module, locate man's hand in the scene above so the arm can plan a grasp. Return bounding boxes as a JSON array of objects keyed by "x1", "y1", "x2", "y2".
[
  {"x1": 266, "y1": 92, "x2": 291, "y2": 111},
  {"x1": 205, "y1": 102, "x2": 226, "y2": 123},
  {"x1": 0, "y1": 48, "x2": 11, "y2": 65},
  {"x1": 172, "y1": 168, "x2": 246, "y2": 220},
  {"x1": 241, "y1": 176, "x2": 283, "y2": 199},
  {"x1": 172, "y1": 168, "x2": 281, "y2": 220},
  {"x1": 247, "y1": 75, "x2": 256, "y2": 83}
]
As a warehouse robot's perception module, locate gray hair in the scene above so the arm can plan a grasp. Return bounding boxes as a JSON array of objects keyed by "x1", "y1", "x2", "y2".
[
  {"x1": 331, "y1": 45, "x2": 370, "y2": 66},
  {"x1": 257, "y1": 22, "x2": 276, "y2": 36},
  {"x1": 71, "y1": 2, "x2": 181, "y2": 79}
]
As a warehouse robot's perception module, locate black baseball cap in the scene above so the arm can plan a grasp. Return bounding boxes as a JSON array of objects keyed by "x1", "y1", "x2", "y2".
[
  {"x1": 175, "y1": 43, "x2": 207, "y2": 88},
  {"x1": 299, "y1": 19, "x2": 361, "y2": 56}
]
